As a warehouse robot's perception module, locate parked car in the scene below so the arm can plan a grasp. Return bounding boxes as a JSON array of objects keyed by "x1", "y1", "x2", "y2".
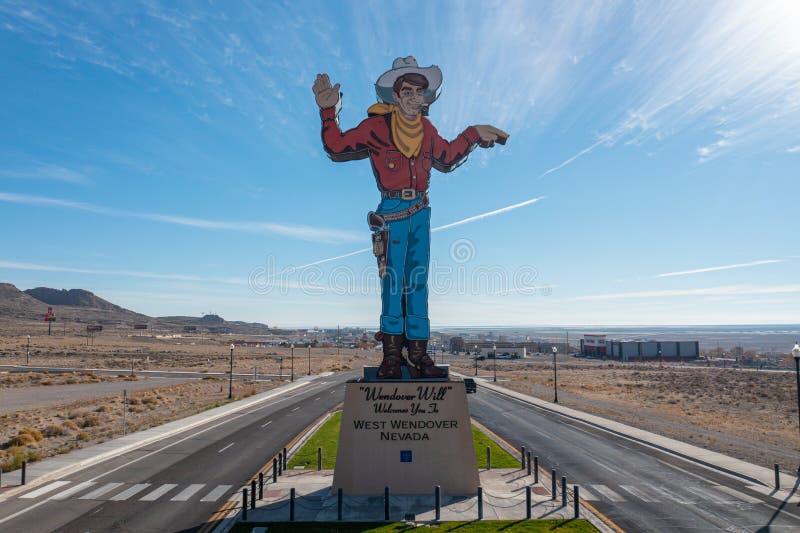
[{"x1": 463, "y1": 378, "x2": 477, "y2": 393}]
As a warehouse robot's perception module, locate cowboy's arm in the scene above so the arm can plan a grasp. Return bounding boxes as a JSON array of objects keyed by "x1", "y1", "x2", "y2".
[
  {"x1": 429, "y1": 123, "x2": 481, "y2": 173},
  {"x1": 320, "y1": 107, "x2": 372, "y2": 162}
]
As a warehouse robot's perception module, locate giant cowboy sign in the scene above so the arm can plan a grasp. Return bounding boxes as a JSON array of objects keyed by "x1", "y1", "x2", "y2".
[{"x1": 314, "y1": 56, "x2": 508, "y2": 380}]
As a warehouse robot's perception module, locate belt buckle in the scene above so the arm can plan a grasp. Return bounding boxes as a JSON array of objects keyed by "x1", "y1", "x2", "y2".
[{"x1": 400, "y1": 188, "x2": 417, "y2": 200}]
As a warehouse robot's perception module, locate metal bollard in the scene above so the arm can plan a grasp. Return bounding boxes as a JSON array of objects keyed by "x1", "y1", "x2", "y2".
[
  {"x1": 0, "y1": 468, "x2": 3, "y2": 488},
  {"x1": 251, "y1": 480, "x2": 256, "y2": 509},
  {"x1": 283, "y1": 447, "x2": 287, "y2": 470},
  {"x1": 486, "y1": 446, "x2": 491, "y2": 470},
  {"x1": 278, "y1": 453, "x2": 283, "y2": 476},
  {"x1": 259, "y1": 472, "x2": 263, "y2": 499},
  {"x1": 561, "y1": 476, "x2": 567, "y2": 507},
  {"x1": 551, "y1": 470, "x2": 557, "y2": 500},
  {"x1": 521, "y1": 445, "x2": 526, "y2": 469},
  {"x1": 290, "y1": 487, "x2": 295, "y2": 521},
  {"x1": 318, "y1": 447, "x2": 322, "y2": 471},
  {"x1": 527, "y1": 451, "x2": 532, "y2": 477},
  {"x1": 435, "y1": 485, "x2": 441, "y2": 521},
  {"x1": 337, "y1": 488, "x2": 343, "y2": 521},
  {"x1": 242, "y1": 488, "x2": 248, "y2": 521},
  {"x1": 775, "y1": 464, "x2": 780, "y2": 490},
  {"x1": 478, "y1": 486, "x2": 483, "y2": 520},
  {"x1": 384, "y1": 486, "x2": 390, "y2": 521},
  {"x1": 273, "y1": 458, "x2": 278, "y2": 483},
  {"x1": 526, "y1": 485, "x2": 531, "y2": 519},
  {"x1": 574, "y1": 485, "x2": 580, "y2": 518},
  {"x1": 21, "y1": 461, "x2": 26, "y2": 486},
  {"x1": 534, "y1": 456, "x2": 539, "y2": 484}
]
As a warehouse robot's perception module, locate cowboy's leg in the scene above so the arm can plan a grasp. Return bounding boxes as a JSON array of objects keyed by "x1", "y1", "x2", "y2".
[
  {"x1": 403, "y1": 207, "x2": 431, "y2": 341},
  {"x1": 380, "y1": 216, "x2": 410, "y2": 335}
]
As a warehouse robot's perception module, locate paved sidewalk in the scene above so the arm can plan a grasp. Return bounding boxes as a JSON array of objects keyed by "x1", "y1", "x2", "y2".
[
  {"x1": 0, "y1": 376, "x2": 322, "y2": 499},
  {"x1": 468, "y1": 374, "x2": 799, "y2": 489},
  {"x1": 239, "y1": 468, "x2": 613, "y2": 532}
]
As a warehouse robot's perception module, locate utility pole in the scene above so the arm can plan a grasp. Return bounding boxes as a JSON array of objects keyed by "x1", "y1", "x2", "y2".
[
  {"x1": 228, "y1": 344, "x2": 235, "y2": 399},
  {"x1": 552, "y1": 345, "x2": 559, "y2": 403},
  {"x1": 26, "y1": 335, "x2": 30, "y2": 365}
]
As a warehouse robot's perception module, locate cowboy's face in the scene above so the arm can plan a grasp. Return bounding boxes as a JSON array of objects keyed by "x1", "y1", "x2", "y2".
[{"x1": 393, "y1": 82, "x2": 425, "y2": 119}]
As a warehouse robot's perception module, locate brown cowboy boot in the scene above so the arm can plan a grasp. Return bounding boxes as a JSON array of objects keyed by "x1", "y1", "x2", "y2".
[
  {"x1": 407, "y1": 339, "x2": 446, "y2": 378},
  {"x1": 376, "y1": 333, "x2": 404, "y2": 379}
]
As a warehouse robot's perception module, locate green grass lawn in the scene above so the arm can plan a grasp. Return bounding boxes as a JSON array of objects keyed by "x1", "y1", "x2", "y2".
[
  {"x1": 286, "y1": 411, "x2": 519, "y2": 470},
  {"x1": 231, "y1": 520, "x2": 598, "y2": 532}
]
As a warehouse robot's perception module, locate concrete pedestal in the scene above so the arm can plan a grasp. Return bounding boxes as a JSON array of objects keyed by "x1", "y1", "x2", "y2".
[{"x1": 332, "y1": 369, "x2": 479, "y2": 495}]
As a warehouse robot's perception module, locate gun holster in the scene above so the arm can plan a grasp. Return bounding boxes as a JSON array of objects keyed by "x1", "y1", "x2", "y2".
[{"x1": 368, "y1": 211, "x2": 389, "y2": 278}]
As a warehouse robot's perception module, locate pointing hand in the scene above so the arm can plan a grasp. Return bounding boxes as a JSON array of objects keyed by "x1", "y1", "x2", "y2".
[{"x1": 474, "y1": 125, "x2": 510, "y2": 148}]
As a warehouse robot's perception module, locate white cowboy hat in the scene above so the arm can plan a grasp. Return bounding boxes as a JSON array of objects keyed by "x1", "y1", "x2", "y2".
[{"x1": 375, "y1": 56, "x2": 442, "y2": 105}]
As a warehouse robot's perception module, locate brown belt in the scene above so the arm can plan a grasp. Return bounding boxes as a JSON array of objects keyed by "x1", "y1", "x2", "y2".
[
  {"x1": 382, "y1": 188, "x2": 426, "y2": 200},
  {"x1": 368, "y1": 193, "x2": 430, "y2": 228}
]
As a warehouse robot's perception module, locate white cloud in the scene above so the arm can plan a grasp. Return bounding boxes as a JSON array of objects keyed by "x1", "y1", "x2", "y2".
[
  {"x1": 0, "y1": 164, "x2": 92, "y2": 185},
  {"x1": 0, "y1": 192, "x2": 362, "y2": 244},
  {"x1": 657, "y1": 259, "x2": 784, "y2": 278},
  {"x1": 788, "y1": 145, "x2": 800, "y2": 153},
  {"x1": 569, "y1": 284, "x2": 800, "y2": 301}
]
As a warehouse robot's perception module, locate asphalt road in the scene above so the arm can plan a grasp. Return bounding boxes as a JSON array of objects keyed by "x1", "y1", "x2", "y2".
[
  {"x1": 468, "y1": 386, "x2": 800, "y2": 532},
  {"x1": 0, "y1": 371, "x2": 354, "y2": 533}
]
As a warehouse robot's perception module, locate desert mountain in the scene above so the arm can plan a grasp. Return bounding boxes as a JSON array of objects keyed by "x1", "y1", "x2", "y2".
[{"x1": 25, "y1": 287, "x2": 127, "y2": 312}]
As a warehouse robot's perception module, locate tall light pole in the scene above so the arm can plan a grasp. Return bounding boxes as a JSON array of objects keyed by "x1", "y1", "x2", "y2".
[
  {"x1": 290, "y1": 343, "x2": 295, "y2": 383},
  {"x1": 552, "y1": 345, "x2": 559, "y2": 403},
  {"x1": 228, "y1": 344, "x2": 235, "y2": 399},
  {"x1": 337, "y1": 325, "x2": 341, "y2": 357},
  {"x1": 792, "y1": 342, "x2": 800, "y2": 475},
  {"x1": 493, "y1": 343, "x2": 497, "y2": 382},
  {"x1": 307, "y1": 344, "x2": 311, "y2": 375},
  {"x1": 474, "y1": 345, "x2": 478, "y2": 376},
  {"x1": 658, "y1": 348, "x2": 663, "y2": 368},
  {"x1": 26, "y1": 335, "x2": 30, "y2": 365}
]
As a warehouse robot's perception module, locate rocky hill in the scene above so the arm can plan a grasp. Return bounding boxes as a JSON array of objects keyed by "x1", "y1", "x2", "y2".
[{"x1": 24, "y1": 287, "x2": 127, "y2": 312}]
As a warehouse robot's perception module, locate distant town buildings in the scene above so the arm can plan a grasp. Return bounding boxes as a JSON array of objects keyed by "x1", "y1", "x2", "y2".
[{"x1": 580, "y1": 334, "x2": 700, "y2": 362}]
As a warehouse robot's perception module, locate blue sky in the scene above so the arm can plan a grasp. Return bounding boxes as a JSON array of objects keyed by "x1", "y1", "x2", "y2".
[{"x1": 1, "y1": 0, "x2": 799, "y2": 327}]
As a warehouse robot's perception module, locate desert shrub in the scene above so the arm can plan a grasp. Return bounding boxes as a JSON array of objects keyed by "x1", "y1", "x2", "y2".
[
  {"x1": 141, "y1": 396, "x2": 157, "y2": 405},
  {"x1": 20, "y1": 428, "x2": 44, "y2": 441},
  {"x1": 80, "y1": 414, "x2": 101, "y2": 428},
  {"x1": 62, "y1": 420, "x2": 79, "y2": 431},
  {"x1": 7, "y1": 433, "x2": 37, "y2": 447},
  {"x1": 76, "y1": 431, "x2": 90, "y2": 441},
  {"x1": 43, "y1": 424, "x2": 67, "y2": 437},
  {"x1": 67, "y1": 411, "x2": 81, "y2": 420},
  {"x1": 0, "y1": 447, "x2": 40, "y2": 471},
  {"x1": 128, "y1": 398, "x2": 141, "y2": 405},
  {"x1": 64, "y1": 378, "x2": 77, "y2": 384},
  {"x1": 96, "y1": 405, "x2": 112, "y2": 413}
]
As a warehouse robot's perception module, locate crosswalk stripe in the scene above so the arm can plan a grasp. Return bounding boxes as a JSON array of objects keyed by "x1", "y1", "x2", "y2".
[
  {"x1": 200, "y1": 485, "x2": 233, "y2": 502},
  {"x1": 713, "y1": 485, "x2": 762, "y2": 504},
  {"x1": 50, "y1": 481, "x2": 96, "y2": 500},
  {"x1": 578, "y1": 485, "x2": 600, "y2": 500},
  {"x1": 641, "y1": 482, "x2": 693, "y2": 504},
  {"x1": 686, "y1": 486, "x2": 730, "y2": 504},
  {"x1": 140, "y1": 483, "x2": 178, "y2": 501},
  {"x1": 171, "y1": 484, "x2": 206, "y2": 501},
  {"x1": 619, "y1": 484, "x2": 657, "y2": 502},
  {"x1": 79, "y1": 482, "x2": 124, "y2": 500},
  {"x1": 590, "y1": 484, "x2": 625, "y2": 502},
  {"x1": 110, "y1": 483, "x2": 151, "y2": 501},
  {"x1": 19, "y1": 481, "x2": 71, "y2": 499}
]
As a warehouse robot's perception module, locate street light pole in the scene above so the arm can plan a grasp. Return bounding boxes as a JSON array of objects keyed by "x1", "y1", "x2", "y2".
[
  {"x1": 290, "y1": 344, "x2": 295, "y2": 383},
  {"x1": 552, "y1": 346, "x2": 559, "y2": 404},
  {"x1": 792, "y1": 342, "x2": 800, "y2": 475},
  {"x1": 658, "y1": 348, "x2": 663, "y2": 368},
  {"x1": 493, "y1": 344, "x2": 497, "y2": 382},
  {"x1": 307, "y1": 344, "x2": 311, "y2": 376},
  {"x1": 228, "y1": 344, "x2": 235, "y2": 400},
  {"x1": 26, "y1": 335, "x2": 30, "y2": 365},
  {"x1": 474, "y1": 345, "x2": 478, "y2": 376}
]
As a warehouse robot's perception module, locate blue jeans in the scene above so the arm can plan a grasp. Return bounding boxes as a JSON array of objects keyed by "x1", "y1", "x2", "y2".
[{"x1": 376, "y1": 197, "x2": 430, "y2": 341}]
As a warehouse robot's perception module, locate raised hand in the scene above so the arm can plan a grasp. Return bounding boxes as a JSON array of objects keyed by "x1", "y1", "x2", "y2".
[
  {"x1": 474, "y1": 125, "x2": 510, "y2": 148},
  {"x1": 312, "y1": 73, "x2": 341, "y2": 110}
]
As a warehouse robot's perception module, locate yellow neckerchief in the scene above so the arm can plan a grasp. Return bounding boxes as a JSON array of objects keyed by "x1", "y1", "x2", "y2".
[{"x1": 367, "y1": 103, "x2": 423, "y2": 159}]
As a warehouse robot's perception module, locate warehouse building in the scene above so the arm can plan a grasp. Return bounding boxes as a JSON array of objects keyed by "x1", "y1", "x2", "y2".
[{"x1": 581, "y1": 335, "x2": 699, "y2": 362}]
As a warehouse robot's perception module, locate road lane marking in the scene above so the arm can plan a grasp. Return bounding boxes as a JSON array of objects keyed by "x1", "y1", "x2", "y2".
[
  {"x1": 79, "y1": 482, "x2": 124, "y2": 500},
  {"x1": 713, "y1": 485, "x2": 762, "y2": 503},
  {"x1": 641, "y1": 482, "x2": 693, "y2": 504},
  {"x1": 314, "y1": 397, "x2": 320, "y2": 401},
  {"x1": 686, "y1": 485, "x2": 731, "y2": 504},
  {"x1": 261, "y1": 421, "x2": 272, "y2": 428},
  {"x1": 110, "y1": 483, "x2": 151, "y2": 501},
  {"x1": 619, "y1": 484, "x2": 657, "y2": 502},
  {"x1": 50, "y1": 481, "x2": 96, "y2": 500},
  {"x1": 578, "y1": 485, "x2": 600, "y2": 500},
  {"x1": 291, "y1": 407, "x2": 300, "y2": 412},
  {"x1": 590, "y1": 484, "x2": 625, "y2": 502},
  {"x1": 19, "y1": 481, "x2": 71, "y2": 499},
  {"x1": 218, "y1": 442, "x2": 235, "y2": 453},
  {"x1": 140, "y1": 483, "x2": 178, "y2": 501},
  {"x1": 171, "y1": 484, "x2": 206, "y2": 501},
  {"x1": 200, "y1": 485, "x2": 232, "y2": 502}
]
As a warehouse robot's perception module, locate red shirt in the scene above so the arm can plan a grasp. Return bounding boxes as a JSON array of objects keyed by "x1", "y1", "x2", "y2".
[{"x1": 320, "y1": 106, "x2": 480, "y2": 192}]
